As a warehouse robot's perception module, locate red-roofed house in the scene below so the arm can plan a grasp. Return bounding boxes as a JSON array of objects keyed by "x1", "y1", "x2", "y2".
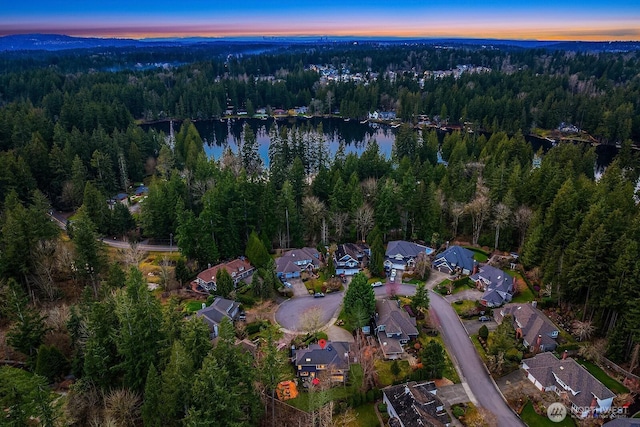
[{"x1": 192, "y1": 258, "x2": 255, "y2": 292}]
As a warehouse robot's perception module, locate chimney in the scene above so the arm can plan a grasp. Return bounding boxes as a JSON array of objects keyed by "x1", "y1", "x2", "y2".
[
  {"x1": 563, "y1": 350, "x2": 568, "y2": 360},
  {"x1": 590, "y1": 396, "x2": 597, "y2": 409},
  {"x1": 537, "y1": 335, "x2": 542, "y2": 346}
]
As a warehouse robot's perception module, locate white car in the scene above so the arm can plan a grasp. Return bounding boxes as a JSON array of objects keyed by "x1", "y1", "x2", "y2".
[{"x1": 371, "y1": 281, "x2": 383, "y2": 288}]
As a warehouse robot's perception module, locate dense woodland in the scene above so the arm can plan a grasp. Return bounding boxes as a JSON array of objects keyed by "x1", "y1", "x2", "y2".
[{"x1": 1, "y1": 42, "x2": 640, "y2": 425}]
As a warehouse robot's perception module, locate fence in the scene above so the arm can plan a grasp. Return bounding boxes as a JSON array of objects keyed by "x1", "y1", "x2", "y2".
[{"x1": 602, "y1": 356, "x2": 640, "y2": 382}]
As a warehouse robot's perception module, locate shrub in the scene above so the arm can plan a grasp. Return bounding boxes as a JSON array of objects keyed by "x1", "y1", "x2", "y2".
[
  {"x1": 245, "y1": 320, "x2": 269, "y2": 335},
  {"x1": 506, "y1": 347, "x2": 523, "y2": 362},
  {"x1": 366, "y1": 390, "x2": 375, "y2": 402},
  {"x1": 236, "y1": 293, "x2": 256, "y2": 308},
  {"x1": 478, "y1": 325, "x2": 489, "y2": 340},
  {"x1": 378, "y1": 403, "x2": 387, "y2": 413},
  {"x1": 453, "y1": 406, "x2": 465, "y2": 418}
]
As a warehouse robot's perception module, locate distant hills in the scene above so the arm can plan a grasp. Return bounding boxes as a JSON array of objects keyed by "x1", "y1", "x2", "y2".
[{"x1": 1, "y1": 33, "x2": 639, "y2": 52}]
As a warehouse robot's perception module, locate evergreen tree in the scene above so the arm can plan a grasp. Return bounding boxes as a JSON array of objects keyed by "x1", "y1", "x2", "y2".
[
  {"x1": 215, "y1": 268, "x2": 234, "y2": 298},
  {"x1": 142, "y1": 363, "x2": 162, "y2": 427}
]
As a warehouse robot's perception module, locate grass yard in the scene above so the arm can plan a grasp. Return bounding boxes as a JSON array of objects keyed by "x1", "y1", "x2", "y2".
[
  {"x1": 355, "y1": 404, "x2": 381, "y2": 427},
  {"x1": 506, "y1": 269, "x2": 536, "y2": 303},
  {"x1": 287, "y1": 364, "x2": 365, "y2": 411},
  {"x1": 452, "y1": 299, "x2": 477, "y2": 316},
  {"x1": 519, "y1": 401, "x2": 576, "y2": 427},
  {"x1": 465, "y1": 247, "x2": 489, "y2": 262},
  {"x1": 183, "y1": 300, "x2": 206, "y2": 313},
  {"x1": 576, "y1": 359, "x2": 629, "y2": 394},
  {"x1": 375, "y1": 360, "x2": 412, "y2": 387}
]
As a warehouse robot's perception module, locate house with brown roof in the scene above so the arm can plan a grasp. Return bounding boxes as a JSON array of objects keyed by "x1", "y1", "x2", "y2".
[
  {"x1": 192, "y1": 258, "x2": 254, "y2": 293},
  {"x1": 374, "y1": 299, "x2": 419, "y2": 360},
  {"x1": 276, "y1": 247, "x2": 321, "y2": 279},
  {"x1": 522, "y1": 352, "x2": 615, "y2": 418},
  {"x1": 494, "y1": 302, "x2": 559, "y2": 352},
  {"x1": 383, "y1": 381, "x2": 451, "y2": 427}
]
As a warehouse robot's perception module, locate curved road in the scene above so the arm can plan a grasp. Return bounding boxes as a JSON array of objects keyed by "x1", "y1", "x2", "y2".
[{"x1": 275, "y1": 279, "x2": 523, "y2": 426}]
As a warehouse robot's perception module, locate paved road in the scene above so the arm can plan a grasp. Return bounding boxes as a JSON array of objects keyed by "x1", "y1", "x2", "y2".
[
  {"x1": 429, "y1": 290, "x2": 525, "y2": 427},
  {"x1": 49, "y1": 211, "x2": 175, "y2": 252},
  {"x1": 275, "y1": 292, "x2": 344, "y2": 332}
]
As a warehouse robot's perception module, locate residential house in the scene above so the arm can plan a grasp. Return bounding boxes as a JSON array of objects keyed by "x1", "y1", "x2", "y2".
[
  {"x1": 385, "y1": 240, "x2": 434, "y2": 271},
  {"x1": 194, "y1": 297, "x2": 240, "y2": 338},
  {"x1": 334, "y1": 243, "x2": 370, "y2": 276},
  {"x1": 294, "y1": 341, "x2": 350, "y2": 383},
  {"x1": 522, "y1": 352, "x2": 615, "y2": 418},
  {"x1": 470, "y1": 265, "x2": 515, "y2": 307},
  {"x1": 494, "y1": 303, "x2": 559, "y2": 352},
  {"x1": 276, "y1": 247, "x2": 321, "y2": 279},
  {"x1": 432, "y1": 245, "x2": 476, "y2": 275},
  {"x1": 383, "y1": 381, "x2": 451, "y2": 427},
  {"x1": 192, "y1": 258, "x2": 254, "y2": 293},
  {"x1": 374, "y1": 299, "x2": 419, "y2": 360}
]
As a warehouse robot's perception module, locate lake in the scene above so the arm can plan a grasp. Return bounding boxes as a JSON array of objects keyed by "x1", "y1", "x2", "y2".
[{"x1": 142, "y1": 117, "x2": 617, "y2": 170}]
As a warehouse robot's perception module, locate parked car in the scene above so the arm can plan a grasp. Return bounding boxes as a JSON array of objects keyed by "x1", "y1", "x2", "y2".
[
  {"x1": 478, "y1": 316, "x2": 490, "y2": 322},
  {"x1": 371, "y1": 281, "x2": 383, "y2": 288},
  {"x1": 313, "y1": 292, "x2": 325, "y2": 298},
  {"x1": 238, "y1": 312, "x2": 246, "y2": 321},
  {"x1": 283, "y1": 281, "x2": 292, "y2": 288}
]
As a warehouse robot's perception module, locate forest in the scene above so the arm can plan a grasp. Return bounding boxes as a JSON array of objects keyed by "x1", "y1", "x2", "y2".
[{"x1": 1, "y1": 41, "x2": 640, "y2": 425}]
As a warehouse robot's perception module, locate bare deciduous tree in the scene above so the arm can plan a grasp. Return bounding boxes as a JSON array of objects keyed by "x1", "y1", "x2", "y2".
[
  {"x1": 449, "y1": 201, "x2": 465, "y2": 239},
  {"x1": 354, "y1": 204, "x2": 375, "y2": 242},
  {"x1": 513, "y1": 205, "x2": 533, "y2": 249},
  {"x1": 30, "y1": 240, "x2": 59, "y2": 300},
  {"x1": 571, "y1": 320, "x2": 595, "y2": 342},
  {"x1": 352, "y1": 330, "x2": 379, "y2": 392},
  {"x1": 300, "y1": 306, "x2": 324, "y2": 334},
  {"x1": 302, "y1": 196, "x2": 326, "y2": 246},
  {"x1": 578, "y1": 338, "x2": 607, "y2": 363},
  {"x1": 361, "y1": 178, "x2": 378, "y2": 204},
  {"x1": 414, "y1": 252, "x2": 431, "y2": 280},
  {"x1": 103, "y1": 388, "x2": 141, "y2": 427},
  {"x1": 330, "y1": 212, "x2": 349, "y2": 242},
  {"x1": 492, "y1": 203, "x2": 512, "y2": 250},
  {"x1": 120, "y1": 240, "x2": 146, "y2": 267},
  {"x1": 465, "y1": 179, "x2": 491, "y2": 246}
]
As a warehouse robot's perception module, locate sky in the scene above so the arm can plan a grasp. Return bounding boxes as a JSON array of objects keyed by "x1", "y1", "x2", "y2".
[{"x1": 2, "y1": 0, "x2": 640, "y2": 41}]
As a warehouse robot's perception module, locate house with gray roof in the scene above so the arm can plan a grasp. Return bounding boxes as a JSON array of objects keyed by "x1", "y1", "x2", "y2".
[
  {"x1": 385, "y1": 240, "x2": 434, "y2": 271},
  {"x1": 383, "y1": 381, "x2": 451, "y2": 427},
  {"x1": 276, "y1": 247, "x2": 321, "y2": 279},
  {"x1": 432, "y1": 245, "x2": 476, "y2": 275},
  {"x1": 522, "y1": 352, "x2": 615, "y2": 418},
  {"x1": 194, "y1": 297, "x2": 240, "y2": 338},
  {"x1": 470, "y1": 265, "x2": 515, "y2": 307},
  {"x1": 495, "y1": 303, "x2": 559, "y2": 352},
  {"x1": 294, "y1": 341, "x2": 350, "y2": 383},
  {"x1": 334, "y1": 243, "x2": 370, "y2": 276},
  {"x1": 374, "y1": 299, "x2": 419, "y2": 360}
]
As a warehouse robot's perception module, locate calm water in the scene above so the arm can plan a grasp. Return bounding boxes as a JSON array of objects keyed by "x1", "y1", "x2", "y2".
[{"x1": 142, "y1": 118, "x2": 617, "y2": 170}]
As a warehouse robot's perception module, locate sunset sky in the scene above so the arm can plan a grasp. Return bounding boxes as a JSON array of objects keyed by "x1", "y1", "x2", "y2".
[{"x1": 2, "y1": 0, "x2": 640, "y2": 41}]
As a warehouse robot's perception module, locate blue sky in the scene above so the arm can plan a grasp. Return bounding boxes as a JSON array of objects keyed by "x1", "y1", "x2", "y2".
[{"x1": 3, "y1": 0, "x2": 640, "y2": 40}]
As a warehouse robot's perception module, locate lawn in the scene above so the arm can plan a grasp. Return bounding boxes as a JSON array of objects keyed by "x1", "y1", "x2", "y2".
[
  {"x1": 506, "y1": 269, "x2": 536, "y2": 303},
  {"x1": 470, "y1": 334, "x2": 487, "y2": 362},
  {"x1": 519, "y1": 401, "x2": 576, "y2": 427},
  {"x1": 375, "y1": 359, "x2": 412, "y2": 387},
  {"x1": 576, "y1": 359, "x2": 629, "y2": 394},
  {"x1": 452, "y1": 299, "x2": 477, "y2": 316},
  {"x1": 464, "y1": 247, "x2": 489, "y2": 262},
  {"x1": 183, "y1": 300, "x2": 206, "y2": 313},
  {"x1": 355, "y1": 404, "x2": 381, "y2": 427}
]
